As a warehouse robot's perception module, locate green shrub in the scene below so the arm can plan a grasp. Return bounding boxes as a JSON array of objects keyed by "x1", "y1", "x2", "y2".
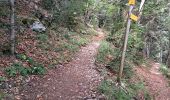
[
  {"x1": 16, "y1": 54, "x2": 35, "y2": 65},
  {"x1": 69, "y1": 38, "x2": 80, "y2": 45},
  {"x1": 98, "y1": 80, "x2": 132, "y2": 100},
  {"x1": 63, "y1": 43, "x2": 79, "y2": 52},
  {"x1": 159, "y1": 64, "x2": 169, "y2": 77},
  {"x1": 5, "y1": 66, "x2": 17, "y2": 77},
  {"x1": 76, "y1": 38, "x2": 88, "y2": 46},
  {"x1": 107, "y1": 60, "x2": 134, "y2": 79},
  {"x1": 5, "y1": 63, "x2": 29, "y2": 77},
  {"x1": 31, "y1": 65, "x2": 46, "y2": 75},
  {"x1": 5, "y1": 62, "x2": 46, "y2": 77},
  {"x1": 98, "y1": 80, "x2": 150, "y2": 100},
  {"x1": 20, "y1": 68, "x2": 31, "y2": 76},
  {"x1": 5, "y1": 63, "x2": 23, "y2": 77},
  {"x1": 123, "y1": 65, "x2": 134, "y2": 79},
  {"x1": 69, "y1": 37, "x2": 88, "y2": 46},
  {"x1": 96, "y1": 41, "x2": 114, "y2": 64},
  {"x1": 96, "y1": 41, "x2": 134, "y2": 79},
  {"x1": 16, "y1": 54, "x2": 27, "y2": 60},
  {"x1": 26, "y1": 57, "x2": 34, "y2": 65},
  {"x1": 41, "y1": 0, "x2": 56, "y2": 10}
]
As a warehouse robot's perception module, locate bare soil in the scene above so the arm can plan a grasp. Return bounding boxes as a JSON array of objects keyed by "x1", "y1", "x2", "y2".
[
  {"x1": 16, "y1": 29, "x2": 105, "y2": 100},
  {"x1": 135, "y1": 62, "x2": 170, "y2": 100}
]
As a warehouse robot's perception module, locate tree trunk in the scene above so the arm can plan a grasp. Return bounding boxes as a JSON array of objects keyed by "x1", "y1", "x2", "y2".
[
  {"x1": 166, "y1": 4, "x2": 170, "y2": 67},
  {"x1": 166, "y1": 33, "x2": 170, "y2": 67},
  {"x1": 10, "y1": 0, "x2": 15, "y2": 55},
  {"x1": 146, "y1": 42, "x2": 150, "y2": 58},
  {"x1": 160, "y1": 48, "x2": 163, "y2": 63},
  {"x1": 166, "y1": 50, "x2": 170, "y2": 67}
]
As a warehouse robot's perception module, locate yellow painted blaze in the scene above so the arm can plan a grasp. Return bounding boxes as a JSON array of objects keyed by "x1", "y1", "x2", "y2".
[
  {"x1": 130, "y1": 14, "x2": 138, "y2": 21},
  {"x1": 128, "y1": 0, "x2": 136, "y2": 5}
]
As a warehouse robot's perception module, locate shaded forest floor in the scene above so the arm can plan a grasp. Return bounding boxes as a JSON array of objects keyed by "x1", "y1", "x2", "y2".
[
  {"x1": 135, "y1": 62, "x2": 170, "y2": 100},
  {"x1": 5, "y1": 29, "x2": 105, "y2": 100},
  {"x1": 1, "y1": 27, "x2": 170, "y2": 100}
]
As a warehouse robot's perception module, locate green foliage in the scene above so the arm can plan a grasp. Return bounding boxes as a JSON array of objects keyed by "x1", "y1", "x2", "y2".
[
  {"x1": 62, "y1": 42, "x2": 79, "y2": 52},
  {"x1": 106, "y1": 29, "x2": 123, "y2": 47},
  {"x1": 36, "y1": 33, "x2": 48, "y2": 42},
  {"x1": 128, "y1": 24, "x2": 145, "y2": 50},
  {"x1": 107, "y1": 23, "x2": 145, "y2": 65},
  {"x1": 69, "y1": 38, "x2": 88, "y2": 46},
  {"x1": 26, "y1": 57, "x2": 34, "y2": 65},
  {"x1": 5, "y1": 54, "x2": 46, "y2": 77},
  {"x1": 41, "y1": 0, "x2": 56, "y2": 10},
  {"x1": 19, "y1": 67, "x2": 31, "y2": 76},
  {"x1": 63, "y1": 34, "x2": 70, "y2": 40},
  {"x1": 16, "y1": 54, "x2": 27, "y2": 60},
  {"x1": 159, "y1": 64, "x2": 170, "y2": 78},
  {"x1": 5, "y1": 63, "x2": 46, "y2": 77},
  {"x1": 114, "y1": 89, "x2": 131, "y2": 100},
  {"x1": 108, "y1": 59, "x2": 134, "y2": 79},
  {"x1": 98, "y1": 80, "x2": 148, "y2": 100},
  {"x1": 31, "y1": 65, "x2": 46, "y2": 75},
  {"x1": 129, "y1": 82, "x2": 151, "y2": 100},
  {"x1": 127, "y1": 25, "x2": 145, "y2": 65},
  {"x1": 96, "y1": 41, "x2": 114, "y2": 64},
  {"x1": 5, "y1": 63, "x2": 26, "y2": 76},
  {"x1": 96, "y1": 40, "x2": 134, "y2": 79},
  {"x1": 5, "y1": 66, "x2": 18, "y2": 77},
  {"x1": 16, "y1": 54, "x2": 34, "y2": 65},
  {"x1": 128, "y1": 82, "x2": 145, "y2": 92},
  {"x1": 77, "y1": 37, "x2": 88, "y2": 46},
  {"x1": 143, "y1": 1, "x2": 163, "y2": 16},
  {"x1": 44, "y1": 0, "x2": 89, "y2": 29},
  {"x1": 67, "y1": 16, "x2": 78, "y2": 30},
  {"x1": 77, "y1": 38, "x2": 88, "y2": 46},
  {"x1": 0, "y1": 77, "x2": 6, "y2": 82},
  {"x1": 98, "y1": 80, "x2": 147, "y2": 100},
  {"x1": 96, "y1": 40, "x2": 134, "y2": 78}
]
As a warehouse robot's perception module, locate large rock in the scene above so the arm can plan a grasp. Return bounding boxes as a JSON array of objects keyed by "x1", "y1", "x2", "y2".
[{"x1": 31, "y1": 21, "x2": 46, "y2": 32}]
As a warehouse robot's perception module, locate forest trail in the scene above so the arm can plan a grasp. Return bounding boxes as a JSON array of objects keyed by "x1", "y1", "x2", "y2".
[
  {"x1": 135, "y1": 62, "x2": 170, "y2": 100},
  {"x1": 20, "y1": 29, "x2": 105, "y2": 100}
]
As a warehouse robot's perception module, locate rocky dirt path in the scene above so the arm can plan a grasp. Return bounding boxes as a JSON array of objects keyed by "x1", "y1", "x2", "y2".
[
  {"x1": 135, "y1": 62, "x2": 170, "y2": 100},
  {"x1": 19, "y1": 29, "x2": 105, "y2": 100}
]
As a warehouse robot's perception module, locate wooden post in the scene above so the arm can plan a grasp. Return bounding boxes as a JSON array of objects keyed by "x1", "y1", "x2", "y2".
[
  {"x1": 117, "y1": 5, "x2": 134, "y2": 85},
  {"x1": 10, "y1": 0, "x2": 15, "y2": 55}
]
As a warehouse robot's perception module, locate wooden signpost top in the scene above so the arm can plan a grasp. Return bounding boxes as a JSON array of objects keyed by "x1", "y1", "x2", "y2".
[{"x1": 129, "y1": 0, "x2": 136, "y2": 5}]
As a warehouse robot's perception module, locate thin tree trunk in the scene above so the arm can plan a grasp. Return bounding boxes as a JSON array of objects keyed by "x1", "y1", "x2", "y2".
[
  {"x1": 143, "y1": 37, "x2": 147, "y2": 57},
  {"x1": 166, "y1": 33, "x2": 170, "y2": 67},
  {"x1": 146, "y1": 42, "x2": 150, "y2": 58},
  {"x1": 166, "y1": 4, "x2": 170, "y2": 67},
  {"x1": 10, "y1": 0, "x2": 15, "y2": 55},
  {"x1": 102, "y1": 19, "x2": 106, "y2": 29},
  {"x1": 160, "y1": 49, "x2": 162, "y2": 63},
  {"x1": 166, "y1": 49, "x2": 170, "y2": 67},
  {"x1": 117, "y1": 5, "x2": 134, "y2": 85}
]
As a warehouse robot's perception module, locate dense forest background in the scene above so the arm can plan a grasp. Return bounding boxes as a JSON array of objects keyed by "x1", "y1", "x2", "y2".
[{"x1": 0, "y1": 0, "x2": 170, "y2": 100}]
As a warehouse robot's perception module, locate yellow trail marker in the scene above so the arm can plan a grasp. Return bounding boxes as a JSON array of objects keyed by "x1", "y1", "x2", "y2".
[
  {"x1": 128, "y1": 0, "x2": 136, "y2": 5},
  {"x1": 130, "y1": 14, "x2": 138, "y2": 21}
]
